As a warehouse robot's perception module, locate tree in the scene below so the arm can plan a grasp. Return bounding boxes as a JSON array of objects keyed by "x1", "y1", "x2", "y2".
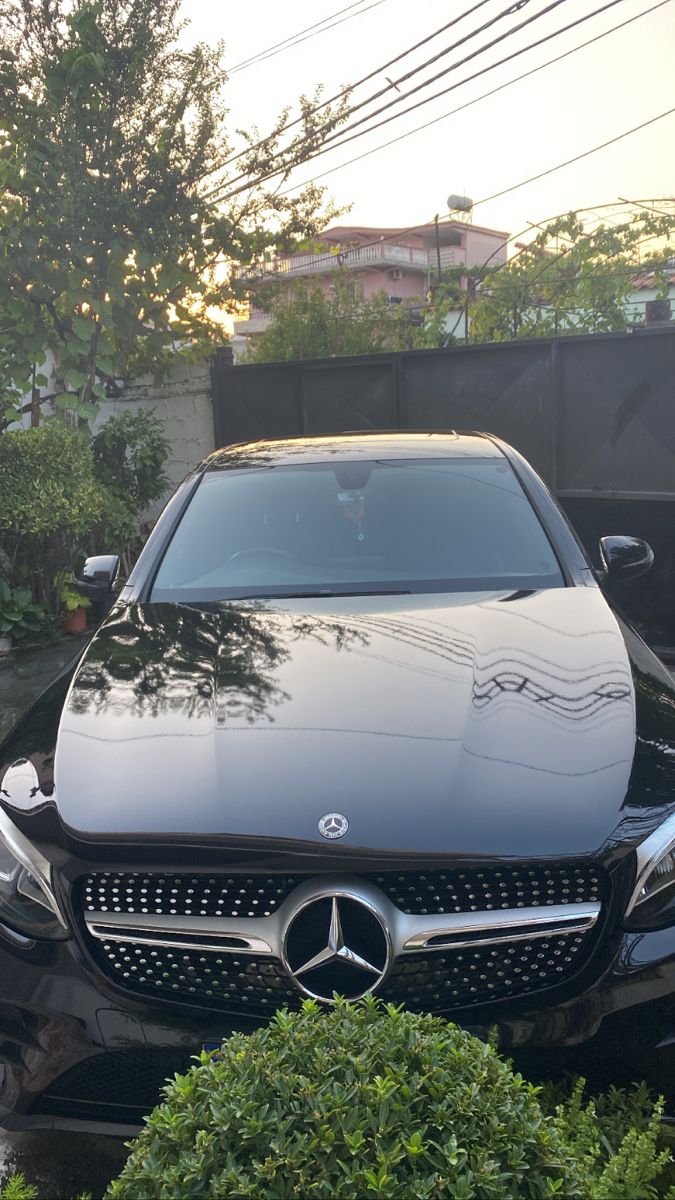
[
  {"x1": 458, "y1": 210, "x2": 675, "y2": 344},
  {"x1": 0, "y1": 0, "x2": 347, "y2": 427},
  {"x1": 244, "y1": 273, "x2": 432, "y2": 362}
]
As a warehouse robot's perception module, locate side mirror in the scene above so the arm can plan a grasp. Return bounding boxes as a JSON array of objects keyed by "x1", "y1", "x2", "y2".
[
  {"x1": 597, "y1": 536, "x2": 654, "y2": 583},
  {"x1": 77, "y1": 554, "x2": 121, "y2": 598}
]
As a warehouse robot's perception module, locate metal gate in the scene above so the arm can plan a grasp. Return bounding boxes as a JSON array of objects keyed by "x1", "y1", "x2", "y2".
[{"x1": 211, "y1": 327, "x2": 675, "y2": 650}]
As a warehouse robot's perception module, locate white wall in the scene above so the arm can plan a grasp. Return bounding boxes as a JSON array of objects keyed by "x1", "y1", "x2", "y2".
[{"x1": 93, "y1": 358, "x2": 215, "y2": 508}]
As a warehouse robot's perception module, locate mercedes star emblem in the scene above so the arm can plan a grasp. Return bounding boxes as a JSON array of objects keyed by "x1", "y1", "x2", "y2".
[
  {"x1": 283, "y1": 892, "x2": 390, "y2": 1002},
  {"x1": 318, "y1": 812, "x2": 349, "y2": 839}
]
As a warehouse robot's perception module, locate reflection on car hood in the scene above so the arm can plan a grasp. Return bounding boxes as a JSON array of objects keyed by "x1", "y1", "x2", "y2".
[{"x1": 50, "y1": 589, "x2": 641, "y2": 856}]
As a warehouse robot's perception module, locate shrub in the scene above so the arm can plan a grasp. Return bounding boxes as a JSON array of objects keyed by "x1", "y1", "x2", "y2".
[
  {"x1": 108, "y1": 1000, "x2": 674, "y2": 1200},
  {"x1": 92, "y1": 409, "x2": 170, "y2": 573},
  {"x1": 0, "y1": 424, "x2": 105, "y2": 609},
  {"x1": 110, "y1": 999, "x2": 575, "y2": 1199},
  {"x1": 0, "y1": 411, "x2": 170, "y2": 613},
  {"x1": 0, "y1": 1174, "x2": 38, "y2": 1200}
]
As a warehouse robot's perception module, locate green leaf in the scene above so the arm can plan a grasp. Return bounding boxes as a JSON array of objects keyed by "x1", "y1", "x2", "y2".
[
  {"x1": 63, "y1": 368, "x2": 89, "y2": 388},
  {"x1": 72, "y1": 315, "x2": 93, "y2": 342}
]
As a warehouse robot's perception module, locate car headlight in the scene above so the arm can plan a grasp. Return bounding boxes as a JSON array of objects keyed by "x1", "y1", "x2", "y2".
[
  {"x1": 624, "y1": 811, "x2": 675, "y2": 931},
  {"x1": 0, "y1": 806, "x2": 68, "y2": 940}
]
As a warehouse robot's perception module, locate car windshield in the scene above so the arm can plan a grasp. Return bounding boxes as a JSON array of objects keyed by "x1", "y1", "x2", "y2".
[{"x1": 150, "y1": 457, "x2": 565, "y2": 599}]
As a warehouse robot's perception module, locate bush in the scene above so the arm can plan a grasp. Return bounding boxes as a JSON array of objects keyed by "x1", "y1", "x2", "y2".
[
  {"x1": 108, "y1": 1000, "x2": 674, "y2": 1200},
  {"x1": 0, "y1": 424, "x2": 105, "y2": 609},
  {"x1": 0, "y1": 411, "x2": 170, "y2": 614},
  {"x1": 102, "y1": 1004, "x2": 580, "y2": 1197},
  {"x1": 92, "y1": 409, "x2": 169, "y2": 514},
  {"x1": 92, "y1": 409, "x2": 170, "y2": 573}
]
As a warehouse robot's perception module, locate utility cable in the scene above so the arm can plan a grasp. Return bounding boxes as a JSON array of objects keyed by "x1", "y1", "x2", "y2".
[
  {"x1": 476, "y1": 106, "x2": 675, "y2": 209},
  {"x1": 204, "y1": 0, "x2": 496, "y2": 185},
  {"x1": 247, "y1": 96, "x2": 675, "y2": 285},
  {"x1": 446, "y1": 210, "x2": 674, "y2": 335},
  {"x1": 227, "y1": 1, "x2": 382, "y2": 74},
  {"x1": 313, "y1": 0, "x2": 626, "y2": 158},
  {"x1": 212, "y1": 0, "x2": 573, "y2": 201},
  {"x1": 273, "y1": 0, "x2": 670, "y2": 201}
]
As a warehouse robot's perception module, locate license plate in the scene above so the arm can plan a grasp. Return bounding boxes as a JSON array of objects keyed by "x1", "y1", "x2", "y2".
[{"x1": 202, "y1": 1040, "x2": 223, "y2": 1056}]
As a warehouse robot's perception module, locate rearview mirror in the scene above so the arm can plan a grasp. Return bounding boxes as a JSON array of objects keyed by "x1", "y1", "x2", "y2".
[{"x1": 597, "y1": 536, "x2": 654, "y2": 582}]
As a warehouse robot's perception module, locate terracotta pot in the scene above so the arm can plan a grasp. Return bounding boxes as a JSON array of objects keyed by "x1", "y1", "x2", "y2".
[
  {"x1": 0, "y1": 634, "x2": 12, "y2": 657},
  {"x1": 64, "y1": 606, "x2": 88, "y2": 634}
]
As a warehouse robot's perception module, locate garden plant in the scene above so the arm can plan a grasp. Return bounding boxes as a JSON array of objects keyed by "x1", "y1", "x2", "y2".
[{"x1": 106, "y1": 998, "x2": 673, "y2": 1200}]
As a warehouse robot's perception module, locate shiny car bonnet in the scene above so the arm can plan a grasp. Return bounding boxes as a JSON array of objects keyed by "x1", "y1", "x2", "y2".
[{"x1": 51, "y1": 587, "x2": 637, "y2": 856}]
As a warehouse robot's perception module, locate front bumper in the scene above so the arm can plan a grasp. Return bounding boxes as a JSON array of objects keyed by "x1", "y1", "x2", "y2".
[{"x1": 0, "y1": 920, "x2": 671, "y2": 1135}]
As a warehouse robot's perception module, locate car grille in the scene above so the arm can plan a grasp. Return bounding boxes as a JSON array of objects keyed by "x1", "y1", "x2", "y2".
[
  {"x1": 80, "y1": 862, "x2": 603, "y2": 919},
  {"x1": 382, "y1": 933, "x2": 591, "y2": 1011},
  {"x1": 77, "y1": 863, "x2": 605, "y2": 1017},
  {"x1": 30, "y1": 1046, "x2": 195, "y2": 1124},
  {"x1": 86, "y1": 929, "x2": 594, "y2": 1017}
]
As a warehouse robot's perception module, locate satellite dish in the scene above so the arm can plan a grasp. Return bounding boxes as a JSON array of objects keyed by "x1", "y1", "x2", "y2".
[{"x1": 447, "y1": 194, "x2": 473, "y2": 213}]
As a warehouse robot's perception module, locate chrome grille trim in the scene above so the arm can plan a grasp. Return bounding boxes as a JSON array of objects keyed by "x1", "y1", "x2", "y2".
[
  {"x1": 85, "y1": 910, "x2": 277, "y2": 955},
  {"x1": 400, "y1": 903, "x2": 599, "y2": 951},
  {"x1": 84, "y1": 878, "x2": 600, "y2": 959}
]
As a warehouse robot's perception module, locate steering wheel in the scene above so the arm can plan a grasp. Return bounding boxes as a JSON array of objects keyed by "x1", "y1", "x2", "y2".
[{"x1": 227, "y1": 546, "x2": 293, "y2": 561}]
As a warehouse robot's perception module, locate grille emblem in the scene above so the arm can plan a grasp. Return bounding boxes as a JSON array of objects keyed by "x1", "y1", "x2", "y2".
[
  {"x1": 283, "y1": 892, "x2": 390, "y2": 1002},
  {"x1": 318, "y1": 812, "x2": 349, "y2": 839}
]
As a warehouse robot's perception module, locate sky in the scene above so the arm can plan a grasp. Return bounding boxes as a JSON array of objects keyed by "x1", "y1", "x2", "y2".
[{"x1": 179, "y1": 0, "x2": 675, "y2": 247}]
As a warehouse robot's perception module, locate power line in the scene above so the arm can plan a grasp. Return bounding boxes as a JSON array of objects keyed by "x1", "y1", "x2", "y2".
[
  {"x1": 477, "y1": 106, "x2": 675, "y2": 209},
  {"x1": 226, "y1": 1, "x2": 387, "y2": 74},
  {"x1": 203, "y1": 0, "x2": 496, "y2": 188},
  {"x1": 241, "y1": 190, "x2": 673, "y2": 292},
  {"x1": 214, "y1": 0, "x2": 573, "y2": 201},
  {"x1": 312, "y1": 0, "x2": 627, "y2": 159},
  {"x1": 443, "y1": 132, "x2": 675, "y2": 339},
  {"x1": 316, "y1": 0, "x2": 536, "y2": 138},
  {"x1": 314, "y1": 0, "x2": 576, "y2": 156},
  {"x1": 274, "y1": 0, "x2": 655, "y2": 205},
  {"x1": 210, "y1": 0, "x2": 528, "y2": 196}
]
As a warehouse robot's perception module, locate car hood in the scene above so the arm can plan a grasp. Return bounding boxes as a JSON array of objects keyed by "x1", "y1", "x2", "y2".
[{"x1": 46, "y1": 588, "x2": 642, "y2": 857}]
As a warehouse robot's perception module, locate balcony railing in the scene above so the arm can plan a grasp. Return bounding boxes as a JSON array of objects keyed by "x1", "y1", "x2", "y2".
[{"x1": 236, "y1": 242, "x2": 431, "y2": 280}]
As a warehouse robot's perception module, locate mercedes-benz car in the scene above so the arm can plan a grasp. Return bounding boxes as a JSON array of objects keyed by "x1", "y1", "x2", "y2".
[{"x1": 0, "y1": 432, "x2": 673, "y2": 1133}]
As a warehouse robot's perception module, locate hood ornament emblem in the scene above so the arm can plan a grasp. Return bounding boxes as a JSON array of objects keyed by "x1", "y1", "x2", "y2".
[{"x1": 318, "y1": 812, "x2": 349, "y2": 839}]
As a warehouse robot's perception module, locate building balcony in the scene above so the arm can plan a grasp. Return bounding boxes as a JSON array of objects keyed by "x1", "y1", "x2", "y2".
[{"x1": 236, "y1": 242, "x2": 431, "y2": 281}]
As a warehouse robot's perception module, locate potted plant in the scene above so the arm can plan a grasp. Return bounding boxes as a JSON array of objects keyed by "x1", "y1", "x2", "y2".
[
  {"x1": 0, "y1": 582, "x2": 46, "y2": 656},
  {"x1": 55, "y1": 572, "x2": 91, "y2": 634}
]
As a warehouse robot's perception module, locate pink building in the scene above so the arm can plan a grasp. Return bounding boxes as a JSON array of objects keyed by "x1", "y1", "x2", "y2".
[{"x1": 234, "y1": 218, "x2": 509, "y2": 349}]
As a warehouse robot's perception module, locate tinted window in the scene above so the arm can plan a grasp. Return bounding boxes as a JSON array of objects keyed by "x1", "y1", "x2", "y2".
[{"x1": 151, "y1": 458, "x2": 564, "y2": 599}]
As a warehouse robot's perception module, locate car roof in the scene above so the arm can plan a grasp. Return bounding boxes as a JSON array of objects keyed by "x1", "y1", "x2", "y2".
[{"x1": 204, "y1": 432, "x2": 505, "y2": 470}]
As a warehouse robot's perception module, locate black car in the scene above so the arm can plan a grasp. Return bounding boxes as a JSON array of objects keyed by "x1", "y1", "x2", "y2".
[{"x1": 0, "y1": 432, "x2": 673, "y2": 1133}]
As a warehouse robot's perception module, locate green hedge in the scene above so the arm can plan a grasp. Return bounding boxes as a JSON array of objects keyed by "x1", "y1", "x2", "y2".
[
  {"x1": 0, "y1": 423, "x2": 105, "y2": 608},
  {"x1": 108, "y1": 999, "x2": 673, "y2": 1200},
  {"x1": 0, "y1": 412, "x2": 169, "y2": 613}
]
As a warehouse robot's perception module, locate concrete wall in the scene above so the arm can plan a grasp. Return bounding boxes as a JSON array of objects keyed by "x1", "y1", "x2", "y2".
[{"x1": 93, "y1": 358, "x2": 215, "y2": 506}]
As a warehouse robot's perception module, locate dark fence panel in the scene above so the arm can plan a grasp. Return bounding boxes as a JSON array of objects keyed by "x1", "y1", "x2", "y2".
[
  {"x1": 557, "y1": 333, "x2": 675, "y2": 499},
  {"x1": 304, "y1": 360, "x2": 397, "y2": 434},
  {"x1": 399, "y1": 342, "x2": 554, "y2": 481},
  {"x1": 211, "y1": 327, "x2": 675, "y2": 650}
]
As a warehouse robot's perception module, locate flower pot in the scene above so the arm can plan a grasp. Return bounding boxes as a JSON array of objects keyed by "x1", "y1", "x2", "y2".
[
  {"x1": 63, "y1": 606, "x2": 88, "y2": 634},
  {"x1": 0, "y1": 634, "x2": 12, "y2": 657}
]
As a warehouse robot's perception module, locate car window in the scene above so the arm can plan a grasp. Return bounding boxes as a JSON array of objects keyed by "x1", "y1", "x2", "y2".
[{"x1": 150, "y1": 457, "x2": 565, "y2": 599}]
